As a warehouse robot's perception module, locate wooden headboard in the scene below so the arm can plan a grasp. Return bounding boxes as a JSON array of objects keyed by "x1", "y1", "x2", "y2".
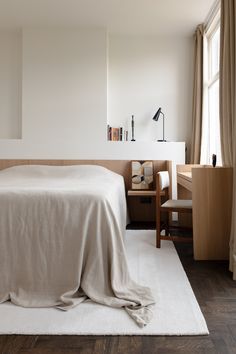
[
  {"x1": 0, "y1": 159, "x2": 172, "y2": 222},
  {"x1": 0, "y1": 159, "x2": 171, "y2": 191}
]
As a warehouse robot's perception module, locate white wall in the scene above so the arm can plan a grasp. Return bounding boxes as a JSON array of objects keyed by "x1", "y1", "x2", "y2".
[
  {"x1": 0, "y1": 28, "x2": 108, "y2": 157},
  {"x1": 0, "y1": 30, "x2": 22, "y2": 139},
  {"x1": 0, "y1": 28, "x2": 186, "y2": 198},
  {"x1": 22, "y1": 29, "x2": 107, "y2": 145},
  {"x1": 0, "y1": 29, "x2": 185, "y2": 177},
  {"x1": 108, "y1": 34, "x2": 193, "y2": 152}
]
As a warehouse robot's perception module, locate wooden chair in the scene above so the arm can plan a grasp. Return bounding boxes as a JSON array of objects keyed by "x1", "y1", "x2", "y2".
[{"x1": 156, "y1": 171, "x2": 193, "y2": 248}]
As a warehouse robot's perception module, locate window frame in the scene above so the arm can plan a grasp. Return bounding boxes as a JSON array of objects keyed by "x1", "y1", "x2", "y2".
[
  {"x1": 207, "y1": 23, "x2": 220, "y2": 89},
  {"x1": 200, "y1": 11, "x2": 221, "y2": 166}
]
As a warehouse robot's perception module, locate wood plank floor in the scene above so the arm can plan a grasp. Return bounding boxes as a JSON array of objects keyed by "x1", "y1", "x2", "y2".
[{"x1": 1, "y1": 230, "x2": 236, "y2": 354}]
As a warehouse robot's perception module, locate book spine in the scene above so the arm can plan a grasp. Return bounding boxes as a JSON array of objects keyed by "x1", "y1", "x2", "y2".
[
  {"x1": 119, "y1": 127, "x2": 123, "y2": 141},
  {"x1": 111, "y1": 127, "x2": 119, "y2": 141},
  {"x1": 108, "y1": 126, "x2": 128, "y2": 141}
]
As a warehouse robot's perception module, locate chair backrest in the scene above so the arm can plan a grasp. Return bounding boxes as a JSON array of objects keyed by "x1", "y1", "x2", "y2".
[
  {"x1": 158, "y1": 171, "x2": 170, "y2": 190},
  {"x1": 156, "y1": 171, "x2": 170, "y2": 209}
]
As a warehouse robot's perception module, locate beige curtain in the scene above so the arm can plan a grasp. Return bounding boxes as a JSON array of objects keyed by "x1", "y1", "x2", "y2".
[
  {"x1": 190, "y1": 25, "x2": 204, "y2": 164},
  {"x1": 219, "y1": 0, "x2": 236, "y2": 279}
]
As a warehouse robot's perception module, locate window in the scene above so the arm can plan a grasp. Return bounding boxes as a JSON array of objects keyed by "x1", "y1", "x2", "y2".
[{"x1": 201, "y1": 14, "x2": 222, "y2": 166}]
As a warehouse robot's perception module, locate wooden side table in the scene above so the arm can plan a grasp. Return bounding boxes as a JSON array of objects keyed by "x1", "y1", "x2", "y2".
[
  {"x1": 127, "y1": 190, "x2": 157, "y2": 197},
  {"x1": 127, "y1": 189, "x2": 166, "y2": 224},
  {"x1": 127, "y1": 190, "x2": 156, "y2": 223}
]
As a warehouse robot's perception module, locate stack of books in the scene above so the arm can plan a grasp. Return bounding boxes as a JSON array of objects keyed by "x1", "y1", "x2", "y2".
[{"x1": 107, "y1": 125, "x2": 128, "y2": 141}]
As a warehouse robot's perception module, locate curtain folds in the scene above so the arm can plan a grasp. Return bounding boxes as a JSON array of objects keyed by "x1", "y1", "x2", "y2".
[
  {"x1": 190, "y1": 24, "x2": 204, "y2": 164},
  {"x1": 220, "y1": 0, "x2": 235, "y2": 166},
  {"x1": 219, "y1": 0, "x2": 236, "y2": 279}
]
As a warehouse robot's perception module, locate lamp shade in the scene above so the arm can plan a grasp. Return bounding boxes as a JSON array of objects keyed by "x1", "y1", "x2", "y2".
[
  {"x1": 152, "y1": 107, "x2": 166, "y2": 142},
  {"x1": 152, "y1": 107, "x2": 162, "y2": 121}
]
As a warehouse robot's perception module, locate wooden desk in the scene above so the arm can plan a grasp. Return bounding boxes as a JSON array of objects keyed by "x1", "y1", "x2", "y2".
[
  {"x1": 177, "y1": 165, "x2": 233, "y2": 260},
  {"x1": 177, "y1": 172, "x2": 192, "y2": 192}
]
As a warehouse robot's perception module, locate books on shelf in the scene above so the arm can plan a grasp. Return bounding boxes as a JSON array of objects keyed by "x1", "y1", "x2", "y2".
[{"x1": 107, "y1": 125, "x2": 129, "y2": 141}]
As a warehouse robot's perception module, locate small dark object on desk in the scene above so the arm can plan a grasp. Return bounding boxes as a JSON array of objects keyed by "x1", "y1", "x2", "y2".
[{"x1": 212, "y1": 154, "x2": 217, "y2": 167}]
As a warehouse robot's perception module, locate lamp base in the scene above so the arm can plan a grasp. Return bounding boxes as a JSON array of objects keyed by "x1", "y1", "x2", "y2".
[{"x1": 157, "y1": 139, "x2": 166, "y2": 142}]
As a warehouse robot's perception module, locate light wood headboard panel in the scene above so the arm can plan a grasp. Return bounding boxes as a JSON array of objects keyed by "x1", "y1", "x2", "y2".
[
  {"x1": 0, "y1": 159, "x2": 171, "y2": 191},
  {"x1": 0, "y1": 159, "x2": 172, "y2": 222}
]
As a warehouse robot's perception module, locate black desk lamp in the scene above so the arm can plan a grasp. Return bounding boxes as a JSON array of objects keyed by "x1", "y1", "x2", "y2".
[{"x1": 152, "y1": 107, "x2": 166, "y2": 142}]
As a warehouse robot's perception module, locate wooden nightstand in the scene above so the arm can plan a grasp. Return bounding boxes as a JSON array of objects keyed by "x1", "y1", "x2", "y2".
[
  {"x1": 127, "y1": 190, "x2": 165, "y2": 224},
  {"x1": 127, "y1": 190, "x2": 156, "y2": 197},
  {"x1": 127, "y1": 190, "x2": 156, "y2": 223}
]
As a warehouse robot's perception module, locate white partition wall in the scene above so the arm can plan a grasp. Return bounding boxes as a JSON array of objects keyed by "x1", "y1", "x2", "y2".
[
  {"x1": 21, "y1": 29, "x2": 107, "y2": 146},
  {"x1": 108, "y1": 34, "x2": 193, "y2": 146},
  {"x1": 0, "y1": 28, "x2": 186, "y2": 196},
  {"x1": 0, "y1": 30, "x2": 22, "y2": 139}
]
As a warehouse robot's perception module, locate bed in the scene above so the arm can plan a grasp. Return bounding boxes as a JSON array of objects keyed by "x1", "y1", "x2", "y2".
[{"x1": 0, "y1": 164, "x2": 155, "y2": 327}]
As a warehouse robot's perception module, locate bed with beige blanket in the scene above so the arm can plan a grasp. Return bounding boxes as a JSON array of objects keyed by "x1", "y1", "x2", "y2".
[{"x1": 0, "y1": 164, "x2": 154, "y2": 327}]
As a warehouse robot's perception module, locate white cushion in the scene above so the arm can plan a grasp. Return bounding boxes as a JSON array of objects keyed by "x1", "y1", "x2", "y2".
[
  {"x1": 161, "y1": 199, "x2": 192, "y2": 209},
  {"x1": 158, "y1": 171, "x2": 170, "y2": 190}
]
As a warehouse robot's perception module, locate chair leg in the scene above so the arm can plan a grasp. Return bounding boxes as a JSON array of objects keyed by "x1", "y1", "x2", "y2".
[
  {"x1": 156, "y1": 229, "x2": 160, "y2": 248},
  {"x1": 165, "y1": 226, "x2": 169, "y2": 236},
  {"x1": 156, "y1": 211, "x2": 161, "y2": 248},
  {"x1": 165, "y1": 212, "x2": 170, "y2": 236}
]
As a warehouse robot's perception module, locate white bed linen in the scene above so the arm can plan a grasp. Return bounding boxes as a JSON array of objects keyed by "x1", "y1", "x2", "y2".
[{"x1": 0, "y1": 165, "x2": 155, "y2": 327}]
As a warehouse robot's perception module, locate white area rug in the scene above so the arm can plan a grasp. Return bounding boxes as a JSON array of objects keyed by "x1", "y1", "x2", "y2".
[{"x1": 0, "y1": 230, "x2": 208, "y2": 335}]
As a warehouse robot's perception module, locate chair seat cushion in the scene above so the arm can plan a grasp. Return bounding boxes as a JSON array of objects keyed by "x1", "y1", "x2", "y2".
[{"x1": 161, "y1": 199, "x2": 192, "y2": 209}]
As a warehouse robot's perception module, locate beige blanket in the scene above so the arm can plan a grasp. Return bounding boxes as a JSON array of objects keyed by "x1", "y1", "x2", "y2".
[{"x1": 0, "y1": 165, "x2": 155, "y2": 327}]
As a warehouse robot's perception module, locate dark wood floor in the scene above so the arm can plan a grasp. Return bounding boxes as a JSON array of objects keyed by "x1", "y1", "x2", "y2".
[{"x1": 1, "y1": 228, "x2": 236, "y2": 354}]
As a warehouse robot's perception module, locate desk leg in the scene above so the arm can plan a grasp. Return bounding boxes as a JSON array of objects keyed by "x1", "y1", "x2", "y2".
[{"x1": 177, "y1": 184, "x2": 192, "y2": 228}]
